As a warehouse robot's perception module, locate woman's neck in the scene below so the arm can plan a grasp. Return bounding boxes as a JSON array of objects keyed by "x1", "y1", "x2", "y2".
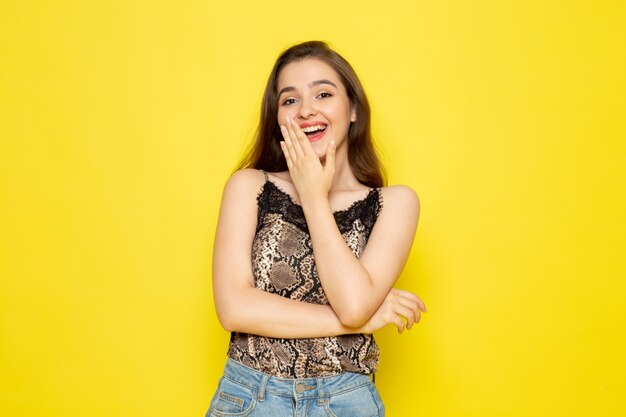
[{"x1": 326, "y1": 146, "x2": 366, "y2": 192}]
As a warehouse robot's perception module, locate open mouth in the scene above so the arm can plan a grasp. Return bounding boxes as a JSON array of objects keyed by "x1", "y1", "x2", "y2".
[{"x1": 301, "y1": 125, "x2": 327, "y2": 142}]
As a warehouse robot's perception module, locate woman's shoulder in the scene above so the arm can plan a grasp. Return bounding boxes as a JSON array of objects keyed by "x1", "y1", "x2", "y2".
[
  {"x1": 229, "y1": 167, "x2": 265, "y2": 180},
  {"x1": 221, "y1": 168, "x2": 268, "y2": 203},
  {"x1": 377, "y1": 184, "x2": 420, "y2": 216},
  {"x1": 226, "y1": 168, "x2": 265, "y2": 188}
]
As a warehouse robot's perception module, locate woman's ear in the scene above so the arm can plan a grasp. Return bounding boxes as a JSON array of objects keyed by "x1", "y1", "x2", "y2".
[{"x1": 350, "y1": 104, "x2": 357, "y2": 122}]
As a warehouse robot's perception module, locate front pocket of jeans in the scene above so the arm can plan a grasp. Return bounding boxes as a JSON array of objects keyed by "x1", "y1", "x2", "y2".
[
  {"x1": 324, "y1": 383, "x2": 379, "y2": 417},
  {"x1": 209, "y1": 377, "x2": 257, "y2": 416}
]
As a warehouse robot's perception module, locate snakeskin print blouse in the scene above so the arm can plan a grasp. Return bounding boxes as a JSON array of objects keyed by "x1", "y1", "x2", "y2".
[{"x1": 227, "y1": 170, "x2": 383, "y2": 378}]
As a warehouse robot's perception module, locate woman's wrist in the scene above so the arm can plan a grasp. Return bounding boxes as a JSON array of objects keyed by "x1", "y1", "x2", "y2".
[{"x1": 300, "y1": 194, "x2": 331, "y2": 213}]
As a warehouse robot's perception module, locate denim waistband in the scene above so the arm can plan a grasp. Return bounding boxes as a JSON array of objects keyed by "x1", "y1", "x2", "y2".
[{"x1": 223, "y1": 359, "x2": 373, "y2": 400}]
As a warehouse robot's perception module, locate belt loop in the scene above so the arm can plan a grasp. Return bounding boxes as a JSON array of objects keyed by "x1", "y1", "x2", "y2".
[
  {"x1": 258, "y1": 374, "x2": 270, "y2": 401},
  {"x1": 316, "y1": 378, "x2": 325, "y2": 406}
]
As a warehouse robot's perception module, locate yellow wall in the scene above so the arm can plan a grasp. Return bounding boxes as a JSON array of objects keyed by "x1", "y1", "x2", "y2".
[{"x1": 1, "y1": 1, "x2": 624, "y2": 416}]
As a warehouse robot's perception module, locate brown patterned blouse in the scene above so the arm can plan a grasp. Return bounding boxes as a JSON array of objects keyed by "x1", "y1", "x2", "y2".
[{"x1": 227, "y1": 170, "x2": 383, "y2": 378}]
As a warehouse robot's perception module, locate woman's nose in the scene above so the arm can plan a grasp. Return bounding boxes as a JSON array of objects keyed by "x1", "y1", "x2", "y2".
[{"x1": 298, "y1": 98, "x2": 317, "y2": 119}]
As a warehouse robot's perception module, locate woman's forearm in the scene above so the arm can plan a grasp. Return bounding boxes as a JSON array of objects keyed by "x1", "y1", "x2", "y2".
[
  {"x1": 214, "y1": 284, "x2": 362, "y2": 338},
  {"x1": 301, "y1": 198, "x2": 380, "y2": 327}
]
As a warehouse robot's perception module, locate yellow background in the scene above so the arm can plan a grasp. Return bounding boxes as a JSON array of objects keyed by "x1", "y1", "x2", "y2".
[{"x1": 1, "y1": 1, "x2": 624, "y2": 416}]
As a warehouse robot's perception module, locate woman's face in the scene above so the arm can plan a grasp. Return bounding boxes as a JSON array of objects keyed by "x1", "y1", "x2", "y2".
[{"x1": 276, "y1": 58, "x2": 356, "y2": 159}]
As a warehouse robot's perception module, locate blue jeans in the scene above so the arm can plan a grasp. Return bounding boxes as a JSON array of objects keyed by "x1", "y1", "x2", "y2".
[{"x1": 206, "y1": 359, "x2": 385, "y2": 416}]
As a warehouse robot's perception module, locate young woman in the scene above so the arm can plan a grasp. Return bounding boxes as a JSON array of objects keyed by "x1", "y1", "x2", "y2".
[{"x1": 208, "y1": 41, "x2": 426, "y2": 417}]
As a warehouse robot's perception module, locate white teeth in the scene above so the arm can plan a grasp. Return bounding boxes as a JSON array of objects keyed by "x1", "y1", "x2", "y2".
[{"x1": 302, "y1": 125, "x2": 326, "y2": 133}]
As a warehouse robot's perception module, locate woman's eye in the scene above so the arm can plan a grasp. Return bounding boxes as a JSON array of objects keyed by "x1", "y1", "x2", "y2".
[
  {"x1": 282, "y1": 98, "x2": 297, "y2": 105},
  {"x1": 318, "y1": 92, "x2": 332, "y2": 99}
]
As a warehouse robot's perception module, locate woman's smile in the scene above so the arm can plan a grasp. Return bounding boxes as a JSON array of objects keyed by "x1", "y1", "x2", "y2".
[{"x1": 300, "y1": 122, "x2": 328, "y2": 142}]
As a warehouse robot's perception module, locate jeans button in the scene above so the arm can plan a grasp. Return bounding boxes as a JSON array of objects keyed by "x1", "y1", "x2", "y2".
[{"x1": 295, "y1": 383, "x2": 305, "y2": 393}]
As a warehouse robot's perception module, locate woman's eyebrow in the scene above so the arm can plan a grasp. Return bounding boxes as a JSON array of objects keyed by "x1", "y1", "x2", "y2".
[{"x1": 278, "y1": 79, "x2": 338, "y2": 96}]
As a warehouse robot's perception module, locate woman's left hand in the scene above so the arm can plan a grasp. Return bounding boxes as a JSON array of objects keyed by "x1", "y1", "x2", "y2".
[
  {"x1": 279, "y1": 117, "x2": 336, "y2": 205},
  {"x1": 360, "y1": 288, "x2": 427, "y2": 334}
]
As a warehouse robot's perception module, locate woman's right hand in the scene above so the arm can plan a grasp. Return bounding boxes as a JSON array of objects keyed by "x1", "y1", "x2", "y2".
[{"x1": 360, "y1": 288, "x2": 427, "y2": 334}]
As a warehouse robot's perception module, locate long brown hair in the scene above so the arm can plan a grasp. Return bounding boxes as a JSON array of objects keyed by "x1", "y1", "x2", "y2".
[{"x1": 235, "y1": 41, "x2": 387, "y2": 188}]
